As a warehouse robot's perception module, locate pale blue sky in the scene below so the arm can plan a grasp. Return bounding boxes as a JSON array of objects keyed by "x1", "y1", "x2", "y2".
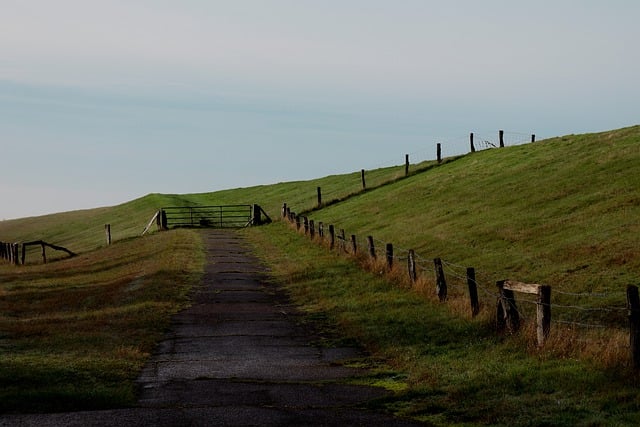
[{"x1": 1, "y1": 1, "x2": 638, "y2": 219}]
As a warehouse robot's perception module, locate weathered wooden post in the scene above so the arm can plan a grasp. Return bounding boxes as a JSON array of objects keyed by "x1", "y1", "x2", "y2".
[
  {"x1": 329, "y1": 225, "x2": 335, "y2": 250},
  {"x1": 318, "y1": 222, "x2": 324, "y2": 238},
  {"x1": 385, "y1": 243, "x2": 393, "y2": 269},
  {"x1": 161, "y1": 209, "x2": 168, "y2": 230},
  {"x1": 531, "y1": 134, "x2": 536, "y2": 143},
  {"x1": 407, "y1": 250, "x2": 417, "y2": 283},
  {"x1": 41, "y1": 242, "x2": 47, "y2": 264},
  {"x1": 467, "y1": 267, "x2": 480, "y2": 317},
  {"x1": 21, "y1": 243, "x2": 27, "y2": 265},
  {"x1": 350, "y1": 235, "x2": 357, "y2": 254},
  {"x1": 317, "y1": 187, "x2": 322, "y2": 207},
  {"x1": 538, "y1": 285, "x2": 552, "y2": 346},
  {"x1": 434, "y1": 258, "x2": 447, "y2": 301},
  {"x1": 499, "y1": 129, "x2": 505, "y2": 148},
  {"x1": 470, "y1": 132, "x2": 476, "y2": 153},
  {"x1": 496, "y1": 280, "x2": 520, "y2": 334},
  {"x1": 627, "y1": 285, "x2": 640, "y2": 369},
  {"x1": 282, "y1": 203, "x2": 287, "y2": 218},
  {"x1": 405, "y1": 154, "x2": 410, "y2": 176},
  {"x1": 361, "y1": 169, "x2": 366, "y2": 190},
  {"x1": 303, "y1": 216, "x2": 309, "y2": 234},
  {"x1": 13, "y1": 243, "x2": 20, "y2": 266},
  {"x1": 437, "y1": 143, "x2": 442, "y2": 163},
  {"x1": 339, "y1": 229, "x2": 346, "y2": 252},
  {"x1": 105, "y1": 224, "x2": 112, "y2": 245},
  {"x1": 367, "y1": 236, "x2": 376, "y2": 259},
  {"x1": 309, "y1": 220, "x2": 315, "y2": 239},
  {"x1": 295, "y1": 215, "x2": 301, "y2": 230}
]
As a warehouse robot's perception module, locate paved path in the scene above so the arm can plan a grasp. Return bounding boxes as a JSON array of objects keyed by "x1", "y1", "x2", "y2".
[{"x1": 2, "y1": 230, "x2": 424, "y2": 426}]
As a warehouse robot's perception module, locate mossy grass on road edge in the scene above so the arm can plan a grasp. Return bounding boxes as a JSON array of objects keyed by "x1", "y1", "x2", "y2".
[
  {"x1": 246, "y1": 222, "x2": 640, "y2": 426},
  {"x1": 0, "y1": 229, "x2": 205, "y2": 414}
]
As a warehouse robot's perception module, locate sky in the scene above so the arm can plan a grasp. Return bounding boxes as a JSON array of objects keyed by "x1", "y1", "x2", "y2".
[{"x1": 1, "y1": 1, "x2": 639, "y2": 220}]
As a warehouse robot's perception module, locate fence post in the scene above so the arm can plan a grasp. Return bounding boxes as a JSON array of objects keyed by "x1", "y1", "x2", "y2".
[
  {"x1": 470, "y1": 132, "x2": 476, "y2": 153},
  {"x1": 296, "y1": 215, "x2": 301, "y2": 230},
  {"x1": 13, "y1": 243, "x2": 20, "y2": 266},
  {"x1": 385, "y1": 243, "x2": 393, "y2": 270},
  {"x1": 361, "y1": 169, "x2": 366, "y2": 190},
  {"x1": 318, "y1": 222, "x2": 324, "y2": 238},
  {"x1": 303, "y1": 217, "x2": 309, "y2": 234},
  {"x1": 405, "y1": 154, "x2": 410, "y2": 176},
  {"x1": 367, "y1": 236, "x2": 376, "y2": 259},
  {"x1": 467, "y1": 267, "x2": 480, "y2": 317},
  {"x1": 627, "y1": 285, "x2": 640, "y2": 369},
  {"x1": 309, "y1": 220, "x2": 315, "y2": 239},
  {"x1": 339, "y1": 229, "x2": 346, "y2": 252},
  {"x1": 537, "y1": 285, "x2": 552, "y2": 346},
  {"x1": 317, "y1": 187, "x2": 322, "y2": 207},
  {"x1": 21, "y1": 243, "x2": 27, "y2": 265},
  {"x1": 437, "y1": 143, "x2": 442, "y2": 163},
  {"x1": 282, "y1": 203, "x2": 287, "y2": 218},
  {"x1": 329, "y1": 225, "x2": 335, "y2": 249},
  {"x1": 408, "y1": 250, "x2": 417, "y2": 283},
  {"x1": 41, "y1": 242, "x2": 47, "y2": 264},
  {"x1": 161, "y1": 210, "x2": 168, "y2": 230},
  {"x1": 499, "y1": 129, "x2": 505, "y2": 148},
  {"x1": 351, "y1": 235, "x2": 357, "y2": 254},
  {"x1": 531, "y1": 134, "x2": 536, "y2": 143},
  {"x1": 105, "y1": 224, "x2": 112, "y2": 245},
  {"x1": 496, "y1": 280, "x2": 520, "y2": 334},
  {"x1": 434, "y1": 258, "x2": 447, "y2": 301}
]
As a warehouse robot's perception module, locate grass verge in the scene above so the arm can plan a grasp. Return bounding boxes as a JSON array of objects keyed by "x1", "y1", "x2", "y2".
[
  {"x1": 246, "y1": 222, "x2": 640, "y2": 426},
  {"x1": 0, "y1": 229, "x2": 204, "y2": 413}
]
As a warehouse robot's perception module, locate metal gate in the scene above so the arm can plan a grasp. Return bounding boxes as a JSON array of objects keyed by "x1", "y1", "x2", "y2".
[{"x1": 161, "y1": 205, "x2": 254, "y2": 228}]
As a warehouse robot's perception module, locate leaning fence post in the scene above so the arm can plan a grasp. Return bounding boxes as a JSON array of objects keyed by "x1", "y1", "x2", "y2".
[
  {"x1": 467, "y1": 267, "x2": 480, "y2": 317},
  {"x1": 537, "y1": 285, "x2": 552, "y2": 346},
  {"x1": 470, "y1": 132, "x2": 476, "y2": 153},
  {"x1": 408, "y1": 250, "x2": 417, "y2": 283},
  {"x1": 627, "y1": 285, "x2": 640, "y2": 369},
  {"x1": 434, "y1": 258, "x2": 447, "y2": 301},
  {"x1": 496, "y1": 280, "x2": 520, "y2": 334},
  {"x1": 367, "y1": 236, "x2": 376, "y2": 259}
]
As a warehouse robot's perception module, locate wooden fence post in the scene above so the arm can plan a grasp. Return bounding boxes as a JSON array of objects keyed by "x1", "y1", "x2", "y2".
[
  {"x1": 408, "y1": 250, "x2": 417, "y2": 283},
  {"x1": 367, "y1": 236, "x2": 376, "y2": 259},
  {"x1": 317, "y1": 187, "x2": 322, "y2": 207},
  {"x1": 161, "y1": 210, "x2": 168, "y2": 230},
  {"x1": 351, "y1": 235, "x2": 357, "y2": 254},
  {"x1": 496, "y1": 280, "x2": 520, "y2": 334},
  {"x1": 537, "y1": 285, "x2": 552, "y2": 346},
  {"x1": 627, "y1": 285, "x2": 640, "y2": 369},
  {"x1": 437, "y1": 143, "x2": 442, "y2": 163},
  {"x1": 385, "y1": 243, "x2": 393, "y2": 269},
  {"x1": 329, "y1": 225, "x2": 335, "y2": 249},
  {"x1": 434, "y1": 258, "x2": 447, "y2": 301},
  {"x1": 309, "y1": 220, "x2": 315, "y2": 239},
  {"x1": 318, "y1": 222, "x2": 324, "y2": 238},
  {"x1": 499, "y1": 129, "x2": 505, "y2": 148},
  {"x1": 339, "y1": 229, "x2": 346, "y2": 252},
  {"x1": 467, "y1": 267, "x2": 480, "y2": 317},
  {"x1": 41, "y1": 242, "x2": 47, "y2": 264},
  {"x1": 21, "y1": 243, "x2": 27, "y2": 265},
  {"x1": 405, "y1": 155, "x2": 410, "y2": 176},
  {"x1": 470, "y1": 132, "x2": 476, "y2": 153},
  {"x1": 105, "y1": 224, "x2": 112, "y2": 245},
  {"x1": 361, "y1": 169, "x2": 366, "y2": 190},
  {"x1": 282, "y1": 203, "x2": 287, "y2": 218},
  {"x1": 13, "y1": 243, "x2": 20, "y2": 266},
  {"x1": 303, "y1": 217, "x2": 309, "y2": 234},
  {"x1": 531, "y1": 134, "x2": 536, "y2": 143},
  {"x1": 296, "y1": 215, "x2": 301, "y2": 230}
]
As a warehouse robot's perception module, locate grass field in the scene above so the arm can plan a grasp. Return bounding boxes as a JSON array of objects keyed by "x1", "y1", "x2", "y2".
[{"x1": 1, "y1": 125, "x2": 639, "y2": 423}]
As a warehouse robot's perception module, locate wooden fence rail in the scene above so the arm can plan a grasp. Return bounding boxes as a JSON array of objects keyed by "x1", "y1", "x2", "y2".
[{"x1": 1, "y1": 240, "x2": 76, "y2": 266}]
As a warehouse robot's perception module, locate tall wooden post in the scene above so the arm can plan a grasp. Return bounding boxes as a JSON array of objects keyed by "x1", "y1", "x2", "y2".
[
  {"x1": 470, "y1": 132, "x2": 476, "y2": 153},
  {"x1": 537, "y1": 285, "x2": 552, "y2": 346},
  {"x1": 303, "y1": 217, "x2": 309, "y2": 234},
  {"x1": 531, "y1": 134, "x2": 536, "y2": 143},
  {"x1": 361, "y1": 169, "x2": 366, "y2": 190},
  {"x1": 499, "y1": 130, "x2": 505, "y2": 148},
  {"x1": 437, "y1": 143, "x2": 442, "y2": 163},
  {"x1": 309, "y1": 220, "x2": 315, "y2": 239},
  {"x1": 496, "y1": 280, "x2": 520, "y2": 334},
  {"x1": 434, "y1": 258, "x2": 447, "y2": 301},
  {"x1": 295, "y1": 215, "x2": 301, "y2": 230},
  {"x1": 405, "y1": 154, "x2": 409, "y2": 176},
  {"x1": 329, "y1": 225, "x2": 335, "y2": 250},
  {"x1": 627, "y1": 285, "x2": 640, "y2": 369},
  {"x1": 317, "y1": 187, "x2": 322, "y2": 207},
  {"x1": 407, "y1": 250, "x2": 417, "y2": 283},
  {"x1": 41, "y1": 242, "x2": 47, "y2": 264},
  {"x1": 467, "y1": 267, "x2": 480, "y2": 317},
  {"x1": 385, "y1": 243, "x2": 394, "y2": 269},
  {"x1": 339, "y1": 229, "x2": 346, "y2": 252},
  {"x1": 350, "y1": 235, "x2": 357, "y2": 254},
  {"x1": 105, "y1": 224, "x2": 112, "y2": 245},
  {"x1": 13, "y1": 243, "x2": 19, "y2": 266},
  {"x1": 282, "y1": 203, "x2": 287, "y2": 218},
  {"x1": 318, "y1": 222, "x2": 324, "y2": 238}
]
